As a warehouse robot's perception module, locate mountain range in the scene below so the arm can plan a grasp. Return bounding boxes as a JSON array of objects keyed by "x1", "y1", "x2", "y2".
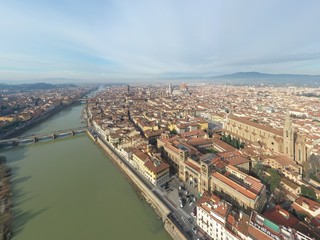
[{"x1": 210, "y1": 72, "x2": 320, "y2": 86}]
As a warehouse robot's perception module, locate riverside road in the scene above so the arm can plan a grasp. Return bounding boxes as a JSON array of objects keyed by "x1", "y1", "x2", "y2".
[{"x1": 94, "y1": 129, "x2": 204, "y2": 240}]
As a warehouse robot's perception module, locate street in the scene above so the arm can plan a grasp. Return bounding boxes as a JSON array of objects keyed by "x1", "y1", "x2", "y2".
[{"x1": 94, "y1": 129, "x2": 204, "y2": 240}]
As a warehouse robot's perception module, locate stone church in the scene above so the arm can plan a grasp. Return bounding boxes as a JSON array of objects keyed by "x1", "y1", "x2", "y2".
[{"x1": 223, "y1": 112, "x2": 310, "y2": 165}]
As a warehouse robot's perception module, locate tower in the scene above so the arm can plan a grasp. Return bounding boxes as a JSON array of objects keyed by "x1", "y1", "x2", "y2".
[
  {"x1": 283, "y1": 111, "x2": 294, "y2": 159},
  {"x1": 168, "y1": 84, "x2": 172, "y2": 95}
]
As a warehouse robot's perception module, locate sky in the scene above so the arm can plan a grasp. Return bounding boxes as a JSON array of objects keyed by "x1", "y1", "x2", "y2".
[{"x1": 0, "y1": 0, "x2": 320, "y2": 82}]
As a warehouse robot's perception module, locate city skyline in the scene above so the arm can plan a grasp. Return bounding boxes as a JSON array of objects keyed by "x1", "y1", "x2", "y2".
[{"x1": 1, "y1": 0, "x2": 320, "y2": 82}]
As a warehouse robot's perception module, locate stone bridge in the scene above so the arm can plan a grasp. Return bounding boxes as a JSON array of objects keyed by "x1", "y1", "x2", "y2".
[{"x1": 0, "y1": 127, "x2": 90, "y2": 148}]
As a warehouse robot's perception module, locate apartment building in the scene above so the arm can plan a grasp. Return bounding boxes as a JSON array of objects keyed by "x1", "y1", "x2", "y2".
[
  {"x1": 132, "y1": 149, "x2": 170, "y2": 187},
  {"x1": 196, "y1": 192, "x2": 249, "y2": 240}
]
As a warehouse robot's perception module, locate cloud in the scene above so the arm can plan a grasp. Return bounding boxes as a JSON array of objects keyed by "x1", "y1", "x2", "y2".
[{"x1": 0, "y1": 0, "x2": 320, "y2": 81}]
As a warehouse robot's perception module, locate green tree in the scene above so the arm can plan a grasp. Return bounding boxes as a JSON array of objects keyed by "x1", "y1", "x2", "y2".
[
  {"x1": 253, "y1": 161, "x2": 265, "y2": 179},
  {"x1": 170, "y1": 129, "x2": 177, "y2": 135},
  {"x1": 226, "y1": 134, "x2": 232, "y2": 144},
  {"x1": 266, "y1": 169, "x2": 281, "y2": 192},
  {"x1": 301, "y1": 185, "x2": 317, "y2": 201},
  {"x1": 236, "y1": 139, "x2": 241, "y2": 149}
]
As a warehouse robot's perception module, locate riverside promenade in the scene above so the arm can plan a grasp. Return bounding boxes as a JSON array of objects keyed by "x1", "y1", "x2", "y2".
[{"x1": 86, "y1": 130, "x2": 187, "y2": 240}]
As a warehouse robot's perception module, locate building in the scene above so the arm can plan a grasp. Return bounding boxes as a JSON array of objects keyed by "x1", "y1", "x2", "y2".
[
  {"x1": 158, "y1": 132, "x2": 252, "y2": 194},
  {"x1": 197, "y1": 192, "x2": 232, "y2": 240},
  {"x1": 292, "y1": 196, "x2": 320, "y2": 228},
  {"x1": 248, "y1": 211, "x2": 314, "y2": 240},
  {"x1": 168, "y1": 84, "x2": 173, "y2": 95},
  {"x1": 132, "y1": 149, "x2": 170, "y2": 186},
  {"x1": 211, "y1": 165, "x2": 267, "y2": 211},
  {"x1": 196, "y1": 192, "x2": 249, "y2": 240},
  {"x1": 224, "y1": 113, "x2": 311, "y2": 165}
]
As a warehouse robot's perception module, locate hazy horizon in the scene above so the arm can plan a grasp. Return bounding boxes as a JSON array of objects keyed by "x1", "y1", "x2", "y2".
[{"x1": 1, "y1": 1, "x2": 320, "y2": 82}]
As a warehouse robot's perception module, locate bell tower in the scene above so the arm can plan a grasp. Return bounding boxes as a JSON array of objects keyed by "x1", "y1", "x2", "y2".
[{"x1": 283, "y1": 111, "x2": 294, "y2": 159}]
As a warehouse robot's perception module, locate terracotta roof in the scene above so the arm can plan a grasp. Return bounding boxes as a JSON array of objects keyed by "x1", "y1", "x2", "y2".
[
  {"x1": 212, "y1": 137, "x2": 237, "y2": 152},
  {"x1": 292, "y1": 196, "x2": 320, "y2": 219},
  {"x1": 227, "y1": 156, "x2": 250, "y2": 166},
  {"x1": 247, "y1": 225, "x2": 271, "y2": 240},
  {"x1": 179, "y1": 129, "x2": 207, "y2": 138},
  {"x1": 187, "y1": 137, "x2": 213, "y2": 146},
  {"x1": 229, "y1": 114, "x2": 283, "y2": 136},
  {"x1": 185, "y1": 160, "x2": 201, "y2": 173},
  {"x1": 144, "y1": 159, "x2": 169, "y2": 174},
  {"x1": 164, "y1": 143, "x2": 180, "y2": 154},
  {"x1": 144, "y1": 129, "x2": 164, "y2": 138},
  {"x1": 263, "y1": 206, "x2": 299, "y2": 227},
  {"x1": 212, "y1": 172, "x2": 257, "y2": 200},
  {"x1": 197, "y1": 191, "x2": 230, "y2": 220},
  {"x1": 132, "y1": 149, "x2": 149, "y2": 162}
]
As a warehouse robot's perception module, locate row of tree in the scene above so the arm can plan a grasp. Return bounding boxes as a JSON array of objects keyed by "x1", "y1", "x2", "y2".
[
  {"x1": 253, "y1": 161, "x2": 318, "y2": 201},
  {"x1": 0, "y1": 155, "x2": 13, "y2": 240},
  {"x1": 221, "y1": 134, "x2": 245, "y2": 149}
]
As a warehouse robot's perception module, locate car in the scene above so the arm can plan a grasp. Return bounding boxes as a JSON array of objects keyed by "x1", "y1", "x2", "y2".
[
  {"x1": 192, "y1": 227, "x2": 197, "y2": 234},
  {"x1": 189, "y1": 201, "x2": 193, "y2": 206},
  {"x1": 180, "y1": 203, "x2": 184, "y2": 208}
]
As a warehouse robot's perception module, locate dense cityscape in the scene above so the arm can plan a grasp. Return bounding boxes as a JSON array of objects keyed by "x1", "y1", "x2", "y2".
[
  {"x1": 1, "y1": 83, "x2": 320, "y2": 239},
  {"x1": 1, "y1": 1, "x2": 320, "y2": 239},
  {"x1": 88, "y1": 83, "x2": 320, "y2": 240}
]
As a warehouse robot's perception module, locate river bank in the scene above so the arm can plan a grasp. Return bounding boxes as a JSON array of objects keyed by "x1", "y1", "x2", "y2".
[
  {"x1": 0, "y1": 88, "x2": 95, "y2": 140},
  {"x1": 0, "y1": 156, "x2": 13, "y2": 240},
  {"x1": 86, "y1": 130, "x2": 187, "y2": 240}
]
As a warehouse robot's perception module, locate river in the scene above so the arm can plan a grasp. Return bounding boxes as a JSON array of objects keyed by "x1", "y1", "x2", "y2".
[{"x1": 0, "y1": 103, "x2": 171, "y2": 240}]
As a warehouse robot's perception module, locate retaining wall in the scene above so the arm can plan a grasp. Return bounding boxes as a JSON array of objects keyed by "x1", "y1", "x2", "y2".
[{"x1": 86, "y1": 131, "x2": 187, "y2": 240}]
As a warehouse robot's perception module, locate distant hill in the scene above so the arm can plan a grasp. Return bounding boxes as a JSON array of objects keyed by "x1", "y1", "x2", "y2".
[
  {"x1": 211, "y1": 72, "x2": 320, "y2": 86},
  {"x1": 0, "y1": 83, "x2": 77, "y2": 91}
]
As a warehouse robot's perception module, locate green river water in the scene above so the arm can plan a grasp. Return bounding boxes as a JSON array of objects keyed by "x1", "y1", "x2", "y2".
[{"x1": 1, "y1": 104, "x2": 171, "y2": 240}]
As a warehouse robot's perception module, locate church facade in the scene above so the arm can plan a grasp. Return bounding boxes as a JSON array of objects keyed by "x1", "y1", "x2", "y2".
[{"x1": 223, "y1": 113, "x2": 310, "y2": 165}]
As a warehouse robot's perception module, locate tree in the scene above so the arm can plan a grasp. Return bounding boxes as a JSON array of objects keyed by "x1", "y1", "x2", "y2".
[
  {"x1": 170, "y1": 129, "x2": 177, "y2": 135},
  {"x1": 273, "y1": 189, "x2": 286, "y2": 204},
  {"x1": 309, "y1": 154, "x2": 320, "y2": 175},
  {"x1": 221, "y1": 134, "x2": 227, "y2": 142},
  {"x1": 266, "y1": 169, "x2": 281, "y2": 192},
  {"x1": 301, "y1": 185, "x2": 317, "y2": 201},
  {"x1": 236, "y1": 139, "x2": 240, "y2": 149},
  {"x1": 226, "y1": 134, "x2": 232, "y2": 144},
  {"x1": 253, "y1": 161, "x2": 265, "y2": 179}
]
